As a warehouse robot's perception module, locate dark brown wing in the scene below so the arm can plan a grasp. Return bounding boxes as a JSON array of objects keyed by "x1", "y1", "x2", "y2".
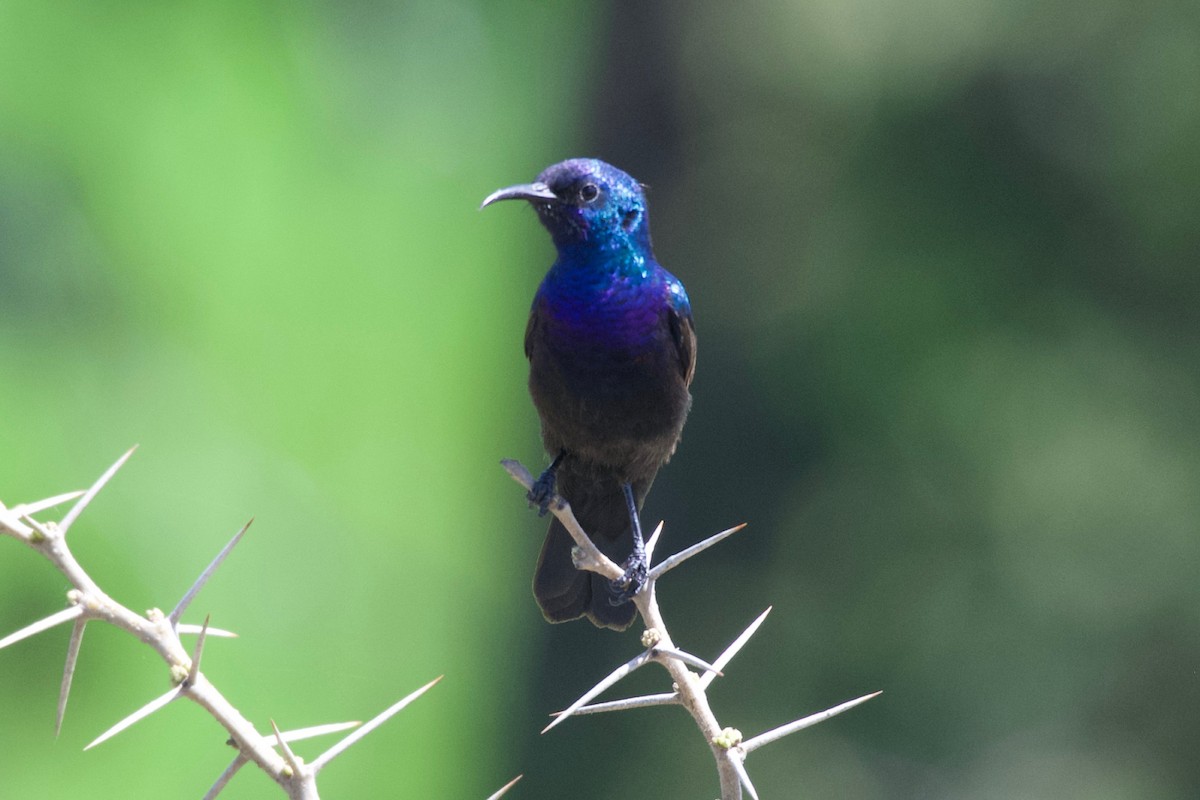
[
  {"x1": 667, "y1": 305, "x2": 697, "y2": 388},
  {"x1": 524, "y1": 303, "x2": 543, "y2": 361}
]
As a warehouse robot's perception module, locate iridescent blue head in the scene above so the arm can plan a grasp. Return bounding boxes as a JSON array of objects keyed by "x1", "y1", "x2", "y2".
[{"x1": 481, "y1": 158, "x2": 653, "y2": 256}]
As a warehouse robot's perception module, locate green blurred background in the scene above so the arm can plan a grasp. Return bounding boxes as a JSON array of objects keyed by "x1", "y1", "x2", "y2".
[{"x1": 2, "y1": 1, "x2": 1197, "y2": 797}]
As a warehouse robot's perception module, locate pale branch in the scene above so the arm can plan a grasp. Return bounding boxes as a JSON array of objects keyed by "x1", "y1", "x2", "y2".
[
  {"x1": 501, "y1": 459, "x2": 623, "y2": 580},
  {"x1": 204, "y1": 722, "x2": 362, "y2": 800},
  {"x1": 0, "y1": 452, "x2": 448, "y2": 799},
  {"x1": 503, "y1": 457, "x2": 879, "y2": 800}
]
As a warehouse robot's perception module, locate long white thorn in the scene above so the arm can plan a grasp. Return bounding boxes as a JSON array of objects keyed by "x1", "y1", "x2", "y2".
[
  {"x1": 59, "y1": 447, "x2": 137, "y2": 536},
  {"x1": 84, "y1": 687, "x2": 180, "y2": 750},
  {"x1": 485, "y1": 774, "x2": 523, "y2": 800},
  {"x1": 170, "y1": 520, "x2": 252, "y2": 626},
  {"x1": 648, "y1": 523, "x2": 747, "y2": 579},
  {"x1": 273, "y1": 720, "x2": 361, "y2": 743},
  {"x1": 644, "y1": 520, "x2": 665, "y2": 562},
  {"x1": 202, "y1": 754, "x2": 249, "y2": 800},
  {"x1": 310, "y1": 675, "x2": 443, "y2": 774},
  {"x1": 700, "y1": 607, "x2": 772, "y2": 690},
  {"x1": 178, "y1": 623, "x2": 238, "y2": 638},
  {"x1": 270, "y1": 720, "x2": 303, "y2": 775},
  {"x1": 557, "y1": 691, "x2": 680, "y2": 716},
  {"x1": 185, "y1": 616, "x2": 210, "y2": 686},
  {"x1": 741, "y1": 691, "x2": 882, "y2": 754},
  {"x1": 731, "y1": 754, "x2": 760, "y2": 800},
  {"x1": 12, "y1": 490, "x2": 87, "y2": 518},
  {"x1": 0, "y1": 605, "x2": 84, "y2": 651},
  {"x1": 56, "y1": 618, "x2": 88, "y2": 736},
  {"x1": 654, "y1": 645, "x2": 722, "y2": 677},
  {"x1": 542, "y1": 650, "x2": 654, "y2": 734}
]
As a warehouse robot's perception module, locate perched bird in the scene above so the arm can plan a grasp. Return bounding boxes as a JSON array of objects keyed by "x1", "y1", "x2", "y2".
[{"x1": 482, "y1": 158, "x2": 696, "y2": 630}]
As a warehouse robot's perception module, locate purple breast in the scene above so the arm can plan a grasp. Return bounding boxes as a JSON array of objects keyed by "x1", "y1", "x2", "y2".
[{"x1": 540, "y1": 271, "x2": 666, "y2": 355}]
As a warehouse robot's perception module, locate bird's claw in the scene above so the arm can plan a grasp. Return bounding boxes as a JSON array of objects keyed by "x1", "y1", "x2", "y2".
[
  {"x1": 608, "y1": 552, "x2": 648, "y2": 605},
  {"x1": 527, "y1": 469, "x2": 557, "y2": 517}
]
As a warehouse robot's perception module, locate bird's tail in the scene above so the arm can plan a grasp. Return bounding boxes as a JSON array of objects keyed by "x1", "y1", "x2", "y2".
[{"x1": 533, "y1": 466, "x2": 650, "y2": 631}]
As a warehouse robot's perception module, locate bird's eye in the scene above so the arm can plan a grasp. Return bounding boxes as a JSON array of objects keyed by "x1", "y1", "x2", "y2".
[{"x1": 579, "y1": 183, "x2": 600, "y2": 203}]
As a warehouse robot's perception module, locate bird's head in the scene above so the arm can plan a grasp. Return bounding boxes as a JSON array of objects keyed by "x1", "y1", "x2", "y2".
[{"x1": 481, "y1": 158, "x2": 652, "y2": 254}]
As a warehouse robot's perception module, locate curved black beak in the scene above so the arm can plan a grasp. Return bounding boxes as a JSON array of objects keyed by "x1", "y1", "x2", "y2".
[{"x1": 479, "y1": 181, "x2": 558, "y2": 210}]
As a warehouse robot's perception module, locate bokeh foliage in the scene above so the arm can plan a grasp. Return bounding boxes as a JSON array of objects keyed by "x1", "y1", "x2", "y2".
[
  {"x1": 2, "y1": 0, "x2": 1198, "y2": 798},
  {"x1": 0, "y1": 1, "x2": 589, "y2": 796}
]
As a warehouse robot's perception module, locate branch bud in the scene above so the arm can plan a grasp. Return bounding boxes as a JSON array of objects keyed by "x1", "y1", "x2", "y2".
[{"x1": 712, "y1": 727, "x2": 742, "y2": 749}]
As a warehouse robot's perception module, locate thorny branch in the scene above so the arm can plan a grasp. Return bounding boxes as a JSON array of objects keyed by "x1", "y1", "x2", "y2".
[
  {"x1": 0, "y1": 446, "x2": 873, "y2": 799},
  {"x1": 502, "y1": 458, "x2": 879, "y2": 800},
  {"x1": 1, "y1": 450, "x2": 519, "y2": 800}
]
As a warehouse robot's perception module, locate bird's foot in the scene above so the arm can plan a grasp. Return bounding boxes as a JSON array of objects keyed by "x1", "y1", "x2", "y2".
[
  {"x1": 608, "y1": 551, "x2": 648, "y2": 605},
  {"x1": 526, "y1": 455, "x2": 563, "y2": 517},
  {"x1": 609, "y1": 480, "x2": 649, "y2": 604}
]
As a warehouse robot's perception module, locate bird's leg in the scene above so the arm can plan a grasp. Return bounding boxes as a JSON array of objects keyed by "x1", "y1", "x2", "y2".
[
  {"x1": 528, "y1": 449, "x2": 565, "y2": 516},
  {"x1": 610, "y1": 482, "x2": 648, "y2": 604}
]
